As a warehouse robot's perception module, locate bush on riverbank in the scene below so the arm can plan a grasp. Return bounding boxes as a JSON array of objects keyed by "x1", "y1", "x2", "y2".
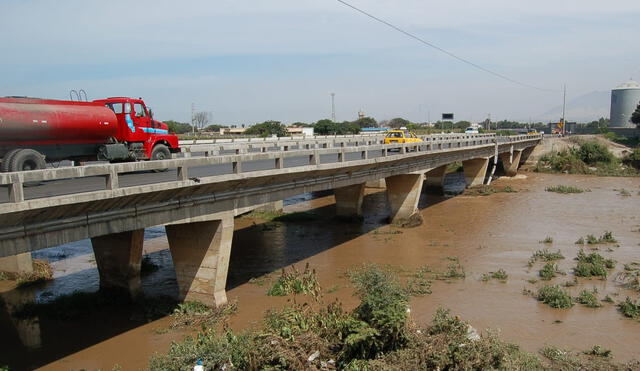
[
  {"x1": 535, "y1": 140, "x2": 639, "y2": 176},
  {"x1": 150, "y1": 265, "x2": 640, "y2": 370},
  {"x1": 0, "y1": 259, "x2": 53, "y2": 287}
]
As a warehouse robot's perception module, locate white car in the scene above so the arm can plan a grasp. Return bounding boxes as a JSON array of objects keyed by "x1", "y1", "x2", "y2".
[{"x1": 464, "y1": 127, "x2": 479, "y2": 134}]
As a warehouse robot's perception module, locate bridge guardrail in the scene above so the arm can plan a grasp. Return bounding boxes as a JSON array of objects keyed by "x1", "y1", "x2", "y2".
[{"x1": 0, "y1": 134, "x2": 541, "y2": 204}]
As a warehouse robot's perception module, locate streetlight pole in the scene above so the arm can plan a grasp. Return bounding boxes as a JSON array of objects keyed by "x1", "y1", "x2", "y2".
[
  {"x1": 561, "y1": 84, "x2": 567, "y2": 135},
  {"x1": 330, "y1": 93, "x2": 336, "y2": 122}
]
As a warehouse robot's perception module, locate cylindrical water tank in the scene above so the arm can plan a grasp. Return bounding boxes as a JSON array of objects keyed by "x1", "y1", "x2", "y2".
[{"x1": 609, "y1": 80, "x2": 640, "y2": 128}]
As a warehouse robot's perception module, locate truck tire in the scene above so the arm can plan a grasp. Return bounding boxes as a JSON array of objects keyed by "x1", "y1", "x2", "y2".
[
  {"x1": 9, "y1": 149, "x2": 46, "y2": 186},
  {"x1": 1, "y1": 148, "x2": 23, "y2": 172},
  {"x1": 150, "y1": 144, "x2": 170, "y2": 172}
]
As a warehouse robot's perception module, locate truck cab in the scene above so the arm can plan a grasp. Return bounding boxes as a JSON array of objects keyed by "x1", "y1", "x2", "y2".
[{"x1": 94, "y1": 97, "x2": 179, "y2": 160}]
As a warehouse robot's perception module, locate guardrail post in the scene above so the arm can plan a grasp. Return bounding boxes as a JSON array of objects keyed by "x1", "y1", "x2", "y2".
[
  {"x1": 309, "y1": 150, "x2": 319, "y2": 165},
  {"x1": 338, "y1": 149, "x2": 345, "y2": 162},
  {"x1": 9, "y1": 174, "x2": 24, "y2": 203},
  {"x1": 106, "y1": 168, "x2": 119, "y2": 190},
  {"x1": 177, "y1": 166, "x2": 189, "y2": 181},
  {"x1": 275, "y1": 157, "x2": 284, "y2": 169},
  {"x1": 361, "y1": 150, "x2": 368, "y2": 160},
  {"x1": 233, "y1": 161, "x2": 242, "y2": 174}
]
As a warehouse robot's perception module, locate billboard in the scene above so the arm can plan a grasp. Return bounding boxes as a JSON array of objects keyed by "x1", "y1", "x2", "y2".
[{"x1": 442, "y1": 113, "x2": 454, "y2": 120}]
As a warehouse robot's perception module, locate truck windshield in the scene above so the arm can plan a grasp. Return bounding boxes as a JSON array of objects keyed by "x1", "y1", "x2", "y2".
[
  {"x1": 386, "y1": 132, "x2": 403, "y2": 138},
  {"x1": 106, "y1": 103, "x2": 123, "y2": 114}
]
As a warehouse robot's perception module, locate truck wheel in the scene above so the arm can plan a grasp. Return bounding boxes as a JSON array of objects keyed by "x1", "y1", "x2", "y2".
[
  {"x1": 1, "y1": 148, "x2": 23, "y2": 172},
  {"x1": 150, "y1": 144, "x2": 170, "y2": 172},
  {"x1": 9, "y1": 149, "x2": 46, "y2": 186}
]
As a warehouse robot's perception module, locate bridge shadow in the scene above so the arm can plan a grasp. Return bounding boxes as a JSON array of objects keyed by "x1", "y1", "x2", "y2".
[{"x1": 0, "y1": 183, "x2": 452, "y2": 370}]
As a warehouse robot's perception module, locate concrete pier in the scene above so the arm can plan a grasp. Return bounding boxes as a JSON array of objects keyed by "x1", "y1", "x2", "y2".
[
  {"x1": 91, "y1": 229, "x2": 144, "y2": 296},
  {"x1": 424, "y1": 165, "x2": 447, "y2": 192},
  {"x1": 334, "y1": 183, "x2": 366, "y2": 217},
  {"x1": 462, "y1": 158, "x2": 490, "y2": 187},
  {"x1": 0, "y1": 252, "x2": 33, "y2": 274},
  {"x1": 385, "y1": 173, "x2": 424, "y2": 227},
  {"x1": 499, "y1": 150, "x2": 523, "y2": 177},
  {"x1": 166, "y1": 212, "x2": 234, "y2": 307}
]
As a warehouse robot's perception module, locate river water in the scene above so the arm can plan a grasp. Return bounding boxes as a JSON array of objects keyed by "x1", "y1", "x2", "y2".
[{"x1": 1, "y1": 172, "x2": 639, "y2": 370}]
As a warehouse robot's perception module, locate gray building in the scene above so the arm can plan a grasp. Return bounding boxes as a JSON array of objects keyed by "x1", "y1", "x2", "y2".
[{"x1": 610, "y1": 80, "x2": 640, "y2": 128}]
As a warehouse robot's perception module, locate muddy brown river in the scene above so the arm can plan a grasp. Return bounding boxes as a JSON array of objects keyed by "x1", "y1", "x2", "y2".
[{"x1": 1, "y1": 172, "x2": 639, "y2": 370}]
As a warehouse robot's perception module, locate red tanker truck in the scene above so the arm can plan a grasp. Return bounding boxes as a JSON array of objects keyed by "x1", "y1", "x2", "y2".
[{"x1": 0, "y1": 96, "x2": 180, "y2": 172}]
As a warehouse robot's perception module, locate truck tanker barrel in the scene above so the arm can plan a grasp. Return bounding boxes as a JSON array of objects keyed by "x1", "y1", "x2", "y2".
[{"x1": 0, "y1": 97, "x2": 118, "y2": 144}]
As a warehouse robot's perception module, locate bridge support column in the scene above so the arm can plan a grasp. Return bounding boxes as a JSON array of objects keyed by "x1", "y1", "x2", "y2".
[
  {"x1": 91, "y1": 229, "x2": 144, "y2": 297},
  {"x1": 519, "y1": 147, "x2": 535, "y2": 165},
  {"x1": 499, "y1": 150, "x2": 523, "y2": 176},
  {"x1": 334, "y1": 183, "x2": 365, "y2": 217},
  {"x1": 166, "y1": 213, "x2": 233, "y2": 307},
  {"x1": 0, "y1": 252, "x2": 33, "y2": 274},
  {"x1": 424, "y1": 165, "x2": 447, "y2": 192},
  {"x1": 463, "y1": 158, "x2": 489, "y2": 187},
  {"x1": 365, "y1": 179, "x2": 386, "y2": 189},
  {"x1": 385, "y1": 174, "x2": 424, "y2": 227}
]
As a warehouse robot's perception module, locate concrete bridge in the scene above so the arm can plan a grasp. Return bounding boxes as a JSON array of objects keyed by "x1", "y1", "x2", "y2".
[{"x1": 0, "y1": 133, "x2": 541, "y2": 307}]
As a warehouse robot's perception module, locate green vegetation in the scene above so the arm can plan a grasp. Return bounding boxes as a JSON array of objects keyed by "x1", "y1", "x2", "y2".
[
  {"x1": 0, "y1": 259, "x2": 54, "y2": 287},
  {"x1": 313, "y1": 119, "x2": 361, "y2": 135},
  {"x1": 536, "y1": 285, "x2": 574, "y2": 309},
  {"x1": 545, "y1": 185, "x2": 587, "y2": 194},
  {"x1": 583, "y1": 345, "x2": 612, "y2": 358},
  {"x1": 267, "y1": 264, "x2": 321, "y2": 298},
  {"x1": 616, "y1": 262, "x2": 640, "y2": 292},
  {"x1": 539, "y1": 263, "x2": 563, "y2": 281},
  {"x1": 539, "y1": 236, "x2": 554, "y2": 244},
  {"x1": 244, "y1": 120, "x2": 288, "y2": 137},
  {"x1": 405, "y1": 266, "x2": 432, "y2": 296},
  {"x1": 464, "y1": 185, "x2": 518, "y2": 196},
  {"x1": 574, "y1": 250, "x2": 616, "y2": 279},
  {"x1": 576, "y1": 289, "x2": 602, "y2": 308},
  {"x1": 445, "y1": 161, "x2": 463, "y2": 173},
  {"x1": 535, "y1": 140, "x2": 639, "y2": 176},
  {"x1": 480, "y1": 269, "x2": 508, "y2": 282},
  {"x1": 576, "y1": 231, "x2": 617, "y2": 245},
  {"x1": 531, "y1": 248, "x2": 564, "y2": 262},
  {"x1": 151, "y1": 264, "x2": 640, "y2": 370},
  {"x1": 171, "y1": 301, "x2": 237, "y2": 328},
  {"x1": 435, "y1": 258, "x2": 466, "y2": 280},
  {"x1": 617, "y1": 188, "x2": 632, "y2": 197},
  {"x1": 617, "y1": 297, "x2": 640, "y2": 319}
]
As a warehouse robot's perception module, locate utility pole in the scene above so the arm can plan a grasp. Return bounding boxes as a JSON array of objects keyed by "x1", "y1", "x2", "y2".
[
  {"x1": 561, "y1": 84, "x2": 567, "y2": 135},
  {"x1": 191, "y1": 103, "x2": 195, "y2": 135},
  {"x1": 330, "y1": 93, "x2": 336, "y2": 122}
]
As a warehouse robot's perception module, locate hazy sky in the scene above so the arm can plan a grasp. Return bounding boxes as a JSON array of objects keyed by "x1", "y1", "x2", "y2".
[{"x1": 2, "y1": 0, "x2": 639, "y2": 124}]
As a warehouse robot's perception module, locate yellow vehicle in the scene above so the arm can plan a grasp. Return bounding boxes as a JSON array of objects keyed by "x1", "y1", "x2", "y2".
[{"x1": 384, "y1": 129, "x2": 423, "y2": 145}]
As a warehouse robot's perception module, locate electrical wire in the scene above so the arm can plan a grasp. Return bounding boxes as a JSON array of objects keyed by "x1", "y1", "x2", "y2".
[{"x1": 335, "y1": 0, "x2": 559, "y2": 93}]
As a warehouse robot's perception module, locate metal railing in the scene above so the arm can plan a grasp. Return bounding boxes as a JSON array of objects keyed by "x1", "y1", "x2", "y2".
[{"x1": 0, "y1": 134, "x2": 541, "y2": 204}]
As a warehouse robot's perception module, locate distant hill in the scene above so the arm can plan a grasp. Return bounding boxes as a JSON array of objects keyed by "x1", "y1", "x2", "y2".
[{"x1": 538, "y1": 91, "x2": 609, "y2": 123}]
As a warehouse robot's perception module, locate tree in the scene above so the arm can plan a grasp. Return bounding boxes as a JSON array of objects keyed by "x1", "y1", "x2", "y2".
[
  {"x1": 387, "y1": 117, "x2": 412, "y2": 128},
  {"x1": 354, "y1": 116, "x2": 377, "y2": 128},
  {"x1": 164, "y1": 120, "x2": 193, "y2": 134},
  {"x1": 193, "y1": 111, "x2": 212, "y2": 130},
  {"x1": 631, "y1": 102, "x2": 640, "y2": 127},
  {"x1": 245, "y1": 120, "x2": 288, "y2": 137},
  {"x1": 204, "y1": 124, "x2": 227, "y2": 132}
]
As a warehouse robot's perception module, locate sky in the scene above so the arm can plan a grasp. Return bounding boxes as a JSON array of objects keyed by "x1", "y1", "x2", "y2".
[{"x1": 1, "y1": 0, "x2": 639, "y2": 125}]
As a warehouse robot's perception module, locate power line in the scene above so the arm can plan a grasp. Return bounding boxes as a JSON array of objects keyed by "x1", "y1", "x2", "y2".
[{"x1": 335, "y1": 0, "x2": 559, "y2": 93}]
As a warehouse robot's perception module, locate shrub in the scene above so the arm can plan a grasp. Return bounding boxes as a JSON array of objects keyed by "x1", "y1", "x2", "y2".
[
  {"x1": 574, "y1": 250, "x2": 616, "y2": 279},
  {"x1": 539, "y1": 263, "x2": 562, "y2": 281},
  {"x1": 576, "y1": 141, "x2": 614, "y2": 165},
  {"x1": 540, "y1": 236, "x2": 554, "y2": 244},
  {"x1": 531, "y1": 249, "x2": 564, "y2": 262},
  {"x1": 545, "y1": 185, "x2": 586, "y2": 194},
  {"x1": 623, "y1": 148, "x2": 640, "y2": 169},
  {"x1": 617, "y1": 297, "x2": 640, "y2": 319},
  {"x1": 405, "y1": 267, "x2": 432, "y2": 296},
  {"x1": 576, "y1": 289, "x2": 601, "y2": 308},
  {"x1": 481, "y1": 269, "x2": 508, "y2": 282},
  {"x1": 349, "y1": 264, "x2": 410, "y2": 356},
  {"x1": 537, "y1": 285, "x2": 573, "y2": 309},
  {"x1": 584, "y1": 345, "x2": 612, "y2": 358},
  {"x1": 268, "y1": 263, "x2": 321, "y2": 298}
]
